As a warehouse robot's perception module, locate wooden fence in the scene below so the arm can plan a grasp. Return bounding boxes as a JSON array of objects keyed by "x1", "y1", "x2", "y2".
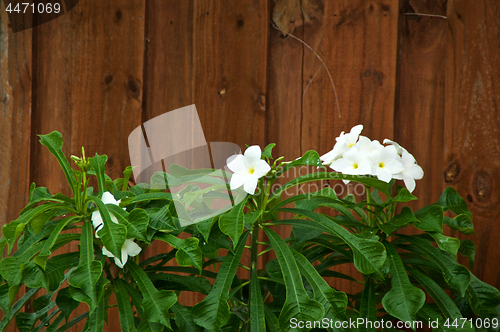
[{"x1": 1, "y1": 0, "x2": 500, "y2": 330}]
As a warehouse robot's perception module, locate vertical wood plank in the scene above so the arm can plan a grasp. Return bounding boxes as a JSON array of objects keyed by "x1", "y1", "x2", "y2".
[
  {"x1": 270, "y1": 0, "x2": 399, "y2": 295},
  {"x1": 33, "y1": 0, "x2": 145, "y2": 330},
  {"x1": 142, "y1": 0, "x2": 196, "y2": 306},
  {"x1": 143, "y1": 0, "x2": 269, "y2": 307},
  {"x1": 445, "y1": 0, "x2": 500, "y2": 288},
  {"x1": 0, "y1": 3, "x2": 32, "y2": 230},
  {"x1": 394, "y1": 1, "x2": 447, "y2": 220},
  {"x1": 0, "y1": 5, "x2": 32, "y2": 332}
]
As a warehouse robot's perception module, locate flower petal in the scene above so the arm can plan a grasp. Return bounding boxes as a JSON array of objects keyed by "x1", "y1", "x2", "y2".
[
  {"x1": 123, "y1": 239, "x2": 142, "y2": 257},
  {"x1": 114, "y1": 256, "x2": 125, "y2": 268},
  {"x1": 230, "y1": 172, "x2": 250, "y2": 190},
  {"x1": 102, "y1": 192, "x2": 118, "y2": 205},
  {"x1": 252, "y1": 160, "x2": 271, "y2": 178},
  {"x1": 91, "y1": 211, "x2": 103, "y2": 230},
  {"x1": 243, "y1": 145, "x2": 262, "y2": 165},
  {"x1": 404, "y1": 164, "x2": 424, "y2": 180},
  {"x1": 350, "y1": 124, "x2": 363, "y2": 137},
  {"x1": 404, "y1": 174, "x2": 417, "y2": 193},
  {"x1": 227, "y1": 154, "x2": 246, "y2": 173},
  {"x1": 243, "y1": 176, "x2": 259, "y2": 195},
  {"x1": 102, "y1": 246, "x2": 115, "y2": 258},
  {"x1": 330, "y1": 158, "x2": 350, "y2": 173}
]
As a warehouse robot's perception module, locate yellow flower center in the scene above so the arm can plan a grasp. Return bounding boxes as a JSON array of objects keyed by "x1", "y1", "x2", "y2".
[
  {"x1": 378, "y1": 162, "x2": 384, "y2": 168},
  {"x1": 347, "y1": 142, "x2": 355, "y2": 148},
  {"x1": 353, "y1": 163, "x2": 359, "y2": 169},
  {"x1": 248, "y1": 167, "x2": 255, "y2": 174}
]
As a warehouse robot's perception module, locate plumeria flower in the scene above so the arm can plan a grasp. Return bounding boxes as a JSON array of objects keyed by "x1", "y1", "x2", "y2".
[
  {"x1": 393, "y1": 150, "x2": 424, "y2": 193},
  {"x1": 356, "y1": 136, "x2": 383, "y2": 156},
  {"x1": 321, "y1": 124, "x2": 364, "y2": 164},
  {"x1": 368, "y1": 146, "x2": 405, "y2": 183},
  {"x1": 102, "y1": 239, "x2": 142, "y2": 268},
  {"x1": 226, "y1": 145, "x2": 271, "y2": 195},
  {"x1": 330, "y1": 147, "x2": 371, "y2": 176},
  {"x1": 91, "y1": 191, "x2": 121, "y2": 238},
  {"x1": 383, "y1": 139, "x2": 404, "y2": 155}
]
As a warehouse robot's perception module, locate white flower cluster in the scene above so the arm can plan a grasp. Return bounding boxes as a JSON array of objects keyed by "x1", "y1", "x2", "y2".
[
  {"x1": 91, "y1": 192, "x2": 142, "y2": 268},
  {"x1": 320, "y1": 125, "x2": 423, "y2": 192}
]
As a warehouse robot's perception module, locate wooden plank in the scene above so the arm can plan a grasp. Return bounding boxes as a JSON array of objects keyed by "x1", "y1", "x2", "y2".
[
  {"x1": 269, "y1": 0, "x2": 399, "y2": 295},
  {"x1": 32, "y1": 0, "x2": 145, "y2": 330},
  {"x1": 393, "y1": 1, "x2": 447, "y2": 221},
  {"x1": 0, "y1": 5, "x2": 32, "y2": 331},
  {"x1": 143, "y1": 0, "x2": 269, "y2": 306},
  {"x1": 445, "y1": 0, "x2": 500, "y2": 288},
  {"x1": 0, "y1": 3, "x2": 32, "y2": 231}
]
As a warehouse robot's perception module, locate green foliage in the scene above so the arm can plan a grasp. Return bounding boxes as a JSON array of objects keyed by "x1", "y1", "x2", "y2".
[{"x1": 1, "y1": 133, "x2": 499, "y2": 332}]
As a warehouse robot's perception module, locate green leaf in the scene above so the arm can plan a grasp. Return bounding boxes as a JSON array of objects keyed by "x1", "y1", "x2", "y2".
[
  {"x1": 38, "y1": 131, "x2": 77, "y2": 194},
  {"x1": 171, "y1": 303, "x2": 200, "y2": 332},
  {"x1": 122, "y1": 166, "x2": 135, "y2": 191},
  {"x1": 379, "y1": 207, "x2": 419, "y2": 236},
  {"x1": 192, "y1": 231, "x2": 250, "y2": 331},
  {"x1": 127, "y1": 261, "x2": 177, "y2": 329},
  {"x1": 89, "y1": 196, "x2": 127, "y2": 258},
  {"x1": 381, "y1": 242, "x2": 425, "y2": 323},
  {"x1": 428, "y1": 232, "x2": 460, "y2": 259},
  {"x1": 262, "y1": 143, "x2": 276, "y2": 159},
  {"x1": 399, "y1": 235, "x2": 471, "y2": 297},
  {"x1": 282, "y1": 208, "x2": 386, "y2": 275},
  {"x1": 466, "y1": 274, "x2": 500, "y2": 316},
  {"x1": 264, "y1": 306, "x2": 284, "y2": 332},
  {"x1": 154, "y1": 233, "x2": 202, "y2": 272},
  {"x1": 149, "y1": 273, "x2": 212, "y2": 295},
  {"x1": 458, "y1": 239, "x2": 475, "y2": 269},
  {"x1": 36, "y1": 216, "x2": 78, "y2": 269},
  {"x1": 68, "y1": 222, "x2": 102, "y2": 310},
  {"x1": 277, "y1": 150, "x2": 323, "y2": 175},
  {"x1": 250, "y1": 269, "x2": 266, "y2": 332},
  {"x1": 88, "y1": 154, "x2": 108, "y2": 196},
  {"x1": 391, "y1": 187, "x2": 418, "y2": 203},
  {"x1": 219, "y1": 196, "x2": 247, "y2": 245},
  {"x1": 56, "y1": 287, "x2": 80, "y2": 322},
  {"x1": 114, "y1": 279, "x2": 137, "y2": 332},
  {"x1": 107, "y1": 205, "x2": 148, "y2": 242},
  {"x1": 263, "y1": 228, "x2": 324, "y2": 331},
  {"x1": 0, "y1": 287, "x2": 39, "y2": 331},
  {"x1": 360, "y1": 278, "x2": 377, "y2": 332},
  {"x1": 414, "y1": 205, "x2": 444, "y2": 234},
  {"x1": 436, "y1": 187, "x2": 471, "y2": 217},
  {"x1": 292, "y1": 250, "x2": 349, "y2": 332},
  {"x1": 407, "y1": 266, "x2": 464, "y2": 320},
  {"x1": 444, "y1": 214, "x2": 475, "y2": 235}
]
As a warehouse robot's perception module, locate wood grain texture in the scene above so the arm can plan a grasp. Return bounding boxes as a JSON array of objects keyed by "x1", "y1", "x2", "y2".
[
  {"x1": 300, "y1": 0, "x2": 399, "y2": 294},
  {"x1": 0, "y1": 5, "x2": 32, "y2": 331},
  {"x1": 445, "y1": 0, "x2": 500, "y2": 287},
  {"x1": 0, "y1": 4, "x2": 32, "y2": 230},
  {"x1": 394, "y1": 0, "x2": 447, "y2": 223},
  {"x1": 32, "y1": 0, "x2": 145, "y2": 330}
]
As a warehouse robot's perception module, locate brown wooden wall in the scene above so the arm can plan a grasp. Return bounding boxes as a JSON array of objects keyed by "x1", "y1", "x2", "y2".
[{"x1": 1, "y1": 0, "x2": 500, "y2": 330}]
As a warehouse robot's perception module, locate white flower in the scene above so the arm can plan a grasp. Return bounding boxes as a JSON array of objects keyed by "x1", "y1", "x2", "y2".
[
  {"x1": 91, "y1": 191, "x2": 121, "y2": 238},
  {"x1": 356, "y1": 136, "x2": 383, "y2": 156},
  {"x1": 320, "y1": 124, "x2": 363, "y2": 164},
  {"x1": 102, "y1": 239, "x2": 142, "y2": 268},
  {"x1": 393, "y1": 150, "x2": 424, "y2": 193},
  {"x1": 383, "y1": 139, "x2": 404, "y2": 156},
  {"x1": 330, "y1": 147, "x2": 371, "y2": 176},
  {"x1": 368, "y1": 146, "x2": 404, "y2": 183},
  {"x1": 226, "y1": 145, "x2": 271, "y2": 195}
]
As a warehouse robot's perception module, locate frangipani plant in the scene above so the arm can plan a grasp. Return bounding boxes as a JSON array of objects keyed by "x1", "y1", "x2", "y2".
[{"x1": 0, "y1": 129, "x2": 498, "y2": 332}]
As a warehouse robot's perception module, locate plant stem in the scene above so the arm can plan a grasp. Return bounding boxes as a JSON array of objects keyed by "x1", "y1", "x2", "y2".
[{"x1": 366, "y1": 185, "x2": 372, "y2": 226}]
